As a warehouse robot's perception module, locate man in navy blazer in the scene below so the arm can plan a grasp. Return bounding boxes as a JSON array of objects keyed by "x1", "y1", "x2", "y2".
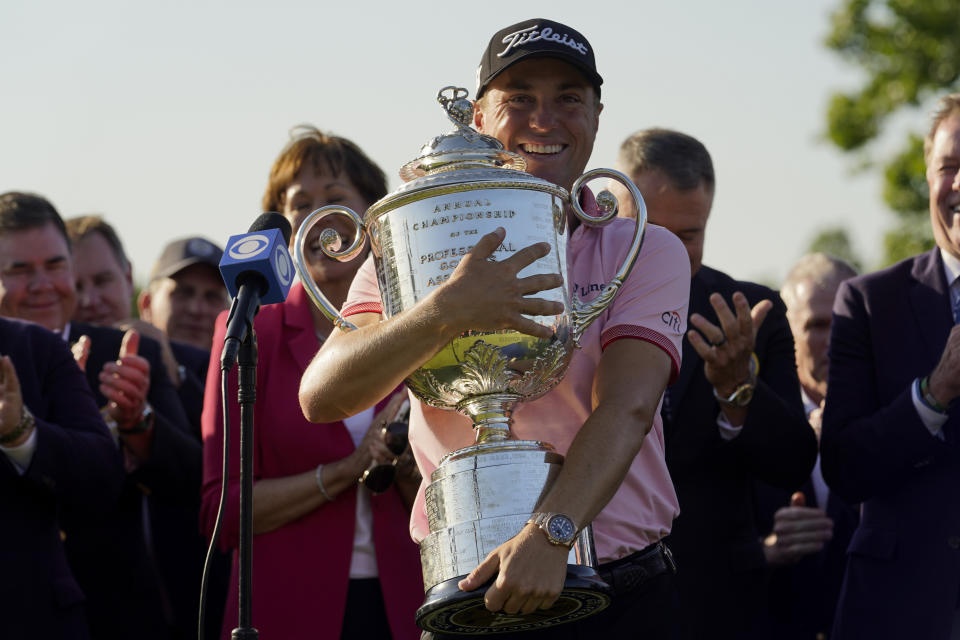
[
  {"x1": 822, "y1": 93, "x2": 960, "y2": 638},
  {"x1": 0, "y1": 316, "x2": 124, "y2": 639},
  {"x1": 0, "y1": 192, "x2": 200, "y2": 639},
  {"x1": 67, "y1": 217, "x2": 226, "y2": 637},
  {"x1": 751, "y1": 253, "x2": 860, "y2": 640}
]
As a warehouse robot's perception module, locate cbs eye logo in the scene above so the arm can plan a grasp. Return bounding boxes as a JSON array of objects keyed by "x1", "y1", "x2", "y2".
[
  {"x1": 229, "y1": 235, "x2": 270, "y2": 260},
  {"x1": 275, "y1": 245, "x2": 292, "y2": 286}
]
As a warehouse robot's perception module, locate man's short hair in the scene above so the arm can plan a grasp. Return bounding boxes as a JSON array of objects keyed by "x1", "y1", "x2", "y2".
[
  {"x1": 0, "y1": 192, "x2": 70, "y2": 248},
  {"x1": 261, "y1": 126, "x2": 388, "y2": 213},
  {"x1": 780, "y1": 252, "x2": 858, "y2": 310},
  {"x1": 924, "y1": 93, "x2": 960, "y2": 161},
  {"x1": 65, "y1": 215, "x2": 129, "y2": 269},
  {"x1": 616, "y1": 128, "x2": 715, "y2": 192}
]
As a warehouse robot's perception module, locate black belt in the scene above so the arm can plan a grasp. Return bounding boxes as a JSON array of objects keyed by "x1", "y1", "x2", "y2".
[{"x1": 598, "y1": 541, "x2": 677, "y2": 596}]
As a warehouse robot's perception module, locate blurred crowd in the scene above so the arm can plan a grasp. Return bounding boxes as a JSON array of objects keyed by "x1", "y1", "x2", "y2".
[{"x1": 3, "y1": 16, "x2": 959, "y2": 640}]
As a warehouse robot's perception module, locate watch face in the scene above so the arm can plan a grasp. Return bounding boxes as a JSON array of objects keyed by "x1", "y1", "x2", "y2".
[
  {"x1": 734, "y1": 385, "x2": 755, "y2": 407},
  {"x1": 546, "y1": 515, "x2": 576, "y2": 542}
]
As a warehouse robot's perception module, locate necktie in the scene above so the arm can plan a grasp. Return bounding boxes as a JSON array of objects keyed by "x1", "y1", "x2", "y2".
[{"x1": 953, "y1": 278, "x2": 960, "y2": 324}]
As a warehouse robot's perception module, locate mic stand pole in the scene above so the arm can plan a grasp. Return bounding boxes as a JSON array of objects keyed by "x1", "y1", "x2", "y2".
[{"x1": 232, "y1": 331, "x2": 259, "y2": 640}]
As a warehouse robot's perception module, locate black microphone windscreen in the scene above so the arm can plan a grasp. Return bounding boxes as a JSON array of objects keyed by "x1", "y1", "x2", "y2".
[{"x1": 248, "y1": 212, "x2": 293, "y2": 246}]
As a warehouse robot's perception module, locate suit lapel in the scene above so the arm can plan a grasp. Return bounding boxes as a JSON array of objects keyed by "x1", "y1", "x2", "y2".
[
  {"x1": 908, "y1": 249, "x2": 953, "y2": 363},
  {"x1": 284, "y1": 283, "x2": 321, "y2": 374}
]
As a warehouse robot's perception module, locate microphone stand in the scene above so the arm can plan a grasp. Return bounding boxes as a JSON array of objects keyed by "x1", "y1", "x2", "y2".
[{"x1": 232, "y1": 331, "x2": 259, "y2": 640}]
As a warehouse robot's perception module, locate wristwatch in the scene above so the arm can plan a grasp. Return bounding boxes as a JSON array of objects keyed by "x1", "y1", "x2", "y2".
[
  {"x1": 527, "y1": 512, "x2": 578, "y2": 548},
  {"x1": 116, "y1": 403, "x2": 156, "y2": 435},
  {"x1": 713, "y1": 352, "x2": 759, "y2": 408}
]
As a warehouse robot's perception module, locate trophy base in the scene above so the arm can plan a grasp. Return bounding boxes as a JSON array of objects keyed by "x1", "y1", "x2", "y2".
[{"x1": 415, "y1": 564, "x2": 612, "y2": 635}]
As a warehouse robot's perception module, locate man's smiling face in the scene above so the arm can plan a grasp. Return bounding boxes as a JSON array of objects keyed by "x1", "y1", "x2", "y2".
[
  {"x1": 473, "y1": 57, "x2": 601, "y2": 191},
  {"x1": 926, "y1": 111, "x2": 960, "y2": 260}
]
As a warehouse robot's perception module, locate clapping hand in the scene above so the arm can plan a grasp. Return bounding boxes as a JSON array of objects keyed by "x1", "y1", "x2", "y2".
[
  {"x1": 99, "y1": 330, "x2": 151, "y2": 430},
  {"x1": 928, "y1": 325, "x2": 960, "y2": 407},
  {"x1": 763, "y1": 492, "x2": 833, "y2": 566},
  {"x1": 0, "y1": 356, "x2": 26, "y2": 445},
  {"x1": 71, "y1": 335, "x2": 91, "y2": 372},
  {"x1": 688, "y1": 292, "x2": 772, "y2": 397}
]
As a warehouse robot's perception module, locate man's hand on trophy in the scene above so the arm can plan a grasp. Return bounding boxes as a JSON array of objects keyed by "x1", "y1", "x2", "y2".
[
  {"x1": 434, "y1": 227, "x2": 564, "y2": 340},
  {"x1": 458, "y1": 525, "x2": 568, "y2": 615}
]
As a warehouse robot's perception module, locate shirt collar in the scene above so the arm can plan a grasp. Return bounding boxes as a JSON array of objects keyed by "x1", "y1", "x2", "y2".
[
  {"x1": 800, "y1": 387, "x2": 819, "y2": 417},
  {"x1": 941, "y1": 248, "x2": 960, "y2": 287}
]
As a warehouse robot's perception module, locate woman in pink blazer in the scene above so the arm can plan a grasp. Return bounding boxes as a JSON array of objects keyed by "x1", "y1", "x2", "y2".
[{"x1": 201, "y1": 127, "x2": 423, "y2": 640}]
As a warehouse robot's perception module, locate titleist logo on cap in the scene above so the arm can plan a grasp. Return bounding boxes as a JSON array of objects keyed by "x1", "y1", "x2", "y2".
[{"x1": 497, "y1": 25, "x2": 589, "y2": 58}]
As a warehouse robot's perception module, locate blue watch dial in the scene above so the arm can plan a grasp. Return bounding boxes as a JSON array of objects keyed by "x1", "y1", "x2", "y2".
[{"x1": 547, "y1": 515, "x2": 576, "y2": 542}]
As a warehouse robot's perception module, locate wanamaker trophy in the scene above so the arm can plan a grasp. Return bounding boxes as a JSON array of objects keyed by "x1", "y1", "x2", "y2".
[{"x1": 292, "y1": 86, "x2": 648, "y2": 635}]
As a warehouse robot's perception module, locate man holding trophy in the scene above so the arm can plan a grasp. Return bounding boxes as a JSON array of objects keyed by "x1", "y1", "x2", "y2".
[{"x1": 299, "y1": 19, "x2": 691, "y2": 638}]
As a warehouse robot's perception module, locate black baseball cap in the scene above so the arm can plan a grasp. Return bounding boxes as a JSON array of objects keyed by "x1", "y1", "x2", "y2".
[
  {"x1": 149, "y1": 236, "x2": 223, "y2": 282},
  {"x1": 476, "y1": 18, "x2": 603, "y2": 99}
]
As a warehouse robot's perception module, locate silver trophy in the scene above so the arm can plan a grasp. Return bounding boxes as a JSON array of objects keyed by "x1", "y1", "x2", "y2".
[{"x1": 293, "y1": 87, "x2": 647, "y2": 634}]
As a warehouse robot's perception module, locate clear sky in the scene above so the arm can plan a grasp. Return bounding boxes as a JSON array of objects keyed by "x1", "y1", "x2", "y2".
[{"x1": 2, "y1": 0, "x2": 913, "y2": 289}]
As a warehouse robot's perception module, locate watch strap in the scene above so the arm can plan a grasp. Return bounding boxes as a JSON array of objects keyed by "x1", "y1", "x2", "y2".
[{"x1": 713, "y1": 352, "x2": 758, "y2": 407}]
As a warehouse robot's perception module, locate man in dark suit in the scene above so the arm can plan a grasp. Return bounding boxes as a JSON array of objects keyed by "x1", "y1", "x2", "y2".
[
  {"x1": 751, "y1": 253, "x2": 860, "y2": 639},
  {"x1": 0, "y1": 316, "x2": 124, "y2": 640},
  {"x1": 611, "y1": 129, "x2": 818, "y2": 638},
  {"x1": 66, "y1": 215, "x2": 227, "y2": 639},
  {"x1": 0, "y1": 192, "x2": 200, "y2": 639},
  {"x1": 137, "y1": 235, "x2": 229, "y2": 639},
  {"x1": 821, "y1": 93, "x2": 960, "y2": 638}
]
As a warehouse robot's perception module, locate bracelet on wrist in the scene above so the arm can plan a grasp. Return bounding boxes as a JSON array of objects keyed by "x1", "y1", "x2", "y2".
[
  {"x1": 315, "y1": 463, "x2": 334, "y2": 501},
  {"x1": 0, "y1": 406, "x2": 36, "y2": 445},
  {"x1": 920, "y1": 376, "x2": 949, "y2": 413}
]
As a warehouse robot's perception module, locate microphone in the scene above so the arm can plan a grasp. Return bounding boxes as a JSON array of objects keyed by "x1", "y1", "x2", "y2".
[{"x1": 219, "y1": 212, "x2": 294, "y2": 369}]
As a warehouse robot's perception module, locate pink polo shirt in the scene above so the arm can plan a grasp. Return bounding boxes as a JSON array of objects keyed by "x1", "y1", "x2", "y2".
[{"x1": 343, "y1": 217, "x2": 689, "y2": 563}]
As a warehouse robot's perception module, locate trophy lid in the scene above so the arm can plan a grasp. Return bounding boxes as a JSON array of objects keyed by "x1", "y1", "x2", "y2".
[{"x1": 399, "y1": 87, "x2": 527, "y2": 181}]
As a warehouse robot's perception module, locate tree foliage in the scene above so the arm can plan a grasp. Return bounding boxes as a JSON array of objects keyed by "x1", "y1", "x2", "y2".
[
  {"x1": 808, "y1": 227, "x2": 864, "y2": 272},
  {"x1": 824, "y1": 0, "x2": 960, "y2": 265}
]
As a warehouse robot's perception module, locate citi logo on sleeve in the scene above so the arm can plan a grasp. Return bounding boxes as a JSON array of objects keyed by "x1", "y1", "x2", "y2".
[{"x1": 661, "y1": 311, "x2": 682, "y2": 333}]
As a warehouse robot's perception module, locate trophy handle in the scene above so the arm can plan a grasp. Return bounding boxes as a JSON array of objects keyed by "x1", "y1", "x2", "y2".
[
  {"x1": 292, "y1": 205, "x2": 368, "y2": 333},
  {"x1": 568, "y1": 168, "x2": 648, "y2": 345}
]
